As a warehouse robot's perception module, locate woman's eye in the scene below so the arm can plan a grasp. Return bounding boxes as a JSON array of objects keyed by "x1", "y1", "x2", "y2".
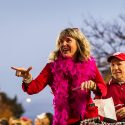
[
  {"x1": 66, "y1": 38, "x2": 71, "y2": 42},
  {"x1": 59, "y1": 40, "x2": 63, "y2": 44}
]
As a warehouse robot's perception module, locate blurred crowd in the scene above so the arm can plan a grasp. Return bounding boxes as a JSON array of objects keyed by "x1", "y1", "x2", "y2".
[{"x1": 0, "y1": 112, "x2": 53, "y2": 125}]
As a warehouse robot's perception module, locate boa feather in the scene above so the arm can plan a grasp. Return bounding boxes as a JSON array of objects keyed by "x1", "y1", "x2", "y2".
[{"x1": 50, "y1": 55, "x2": 96, "y2": 125}]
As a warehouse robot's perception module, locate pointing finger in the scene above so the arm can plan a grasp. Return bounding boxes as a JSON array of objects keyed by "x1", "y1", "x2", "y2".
[
  {"x1": 11, "y1": 67, "x2": 26, "y2": 72},
  {"x1": 11, "y1": 67, "x2": 18, "y2": 70},
  {"x1": 11, "y1": 66, "x2": 22, "y2": 71}
]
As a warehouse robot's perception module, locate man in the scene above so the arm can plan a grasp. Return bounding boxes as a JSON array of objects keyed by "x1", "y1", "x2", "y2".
[
  {"x1": 106, "y1": 52, "x2": 125, "y2": 122},
  {"x1": 34, "y1": 112, "x2": 53, "y2": 125}
]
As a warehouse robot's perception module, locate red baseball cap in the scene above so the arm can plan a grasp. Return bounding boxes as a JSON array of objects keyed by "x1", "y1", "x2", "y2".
[{"x1": 107, "y1": 52, "x2": 125, "y2": 62}]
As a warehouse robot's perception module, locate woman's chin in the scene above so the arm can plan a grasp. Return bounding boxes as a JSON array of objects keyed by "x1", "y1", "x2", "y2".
[{"x1": 62, "y1": 54, "x2": 72, "y2": 58}]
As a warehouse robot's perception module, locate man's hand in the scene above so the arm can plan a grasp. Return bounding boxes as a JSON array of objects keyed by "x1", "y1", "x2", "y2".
[{"x1": 116, "y1": 107, "x2": 125, "y2": 119}]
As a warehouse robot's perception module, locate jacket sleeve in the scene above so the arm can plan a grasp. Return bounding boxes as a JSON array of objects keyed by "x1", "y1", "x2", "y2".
[
  {"x1": 22, "y1": 63, "x2": 52, "y2": 95},
  {"x1": 93, "y1": 63, "x2": 107, "y2": 98}
]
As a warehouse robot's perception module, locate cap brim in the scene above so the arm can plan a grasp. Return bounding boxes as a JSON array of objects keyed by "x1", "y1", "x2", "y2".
[
  {"x1": 107, "y1": 56, "x2": 115, "y2": 62},
  {"x1": 107, "y1": 55, "x2": 125, "y2": 62}
]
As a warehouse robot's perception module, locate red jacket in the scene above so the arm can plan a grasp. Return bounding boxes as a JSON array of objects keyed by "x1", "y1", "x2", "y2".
[
  {"x1": 106, "y1": 79, "x2": 125, "y2": 121},
  {"x1": 22, "y1": 62, "x2": 107, "y2": 124}
]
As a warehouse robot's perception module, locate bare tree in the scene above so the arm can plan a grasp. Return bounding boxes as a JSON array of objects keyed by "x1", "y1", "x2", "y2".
[
  {"x1": 80, "y1": 15, "x2": 125, "y2": 80},
  {"x1": 81, "y1": 14, "x2": 125, "y2": 81}
]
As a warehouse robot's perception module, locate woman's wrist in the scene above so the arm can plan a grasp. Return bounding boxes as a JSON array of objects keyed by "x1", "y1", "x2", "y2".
[
  {"x1": 92, "y1": 82, "x2": 97, "y2": 91},
  {"x1": 23, "y1": 74, "x2": 32, "y2": 84}
]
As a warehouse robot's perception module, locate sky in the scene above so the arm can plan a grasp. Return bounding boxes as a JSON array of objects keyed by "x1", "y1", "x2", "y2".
[{"x1": 0, "y1": 0, "x2": 125, "y2": 120}]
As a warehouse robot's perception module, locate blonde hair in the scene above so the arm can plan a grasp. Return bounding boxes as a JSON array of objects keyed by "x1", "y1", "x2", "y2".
[{"x1": 49, "y1": 28, "x2": 91, "y2": 62}]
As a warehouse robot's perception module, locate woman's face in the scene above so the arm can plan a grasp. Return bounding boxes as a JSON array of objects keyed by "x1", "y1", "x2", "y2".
[{"x1": 59, "y1": 36, "x2": 78, "y2": 58}]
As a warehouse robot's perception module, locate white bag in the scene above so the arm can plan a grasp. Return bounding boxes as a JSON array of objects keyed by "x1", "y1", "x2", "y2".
[{"x1": 93, "y1": 97, "x2": 117, "y2": 120}]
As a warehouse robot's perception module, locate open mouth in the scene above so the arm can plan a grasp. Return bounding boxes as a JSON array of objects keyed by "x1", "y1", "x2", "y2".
[
  {"x1": 114, "y1": 72, "x2": 121, "y2": 75},
  {"x1": 61, "y1": 47, "x2": 70, "y2": 53}
]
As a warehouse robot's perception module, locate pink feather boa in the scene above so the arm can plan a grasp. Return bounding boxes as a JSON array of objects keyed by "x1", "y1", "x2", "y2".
[{"x1": 50, "y1": 55, "x2": 96, "y2": 125}]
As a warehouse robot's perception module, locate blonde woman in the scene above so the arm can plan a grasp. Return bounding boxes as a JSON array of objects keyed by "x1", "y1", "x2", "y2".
[{"x1": 12, "y1": 28, "x2": 107, "y2": 125}]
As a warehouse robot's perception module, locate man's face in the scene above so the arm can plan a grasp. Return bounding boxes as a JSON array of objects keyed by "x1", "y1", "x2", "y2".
[
  {"x1": 40, "y1": 117, "x2": 50, "y2": 125},
  {"x1": 34, "y1": 118, "x2": 41, "y2": 125},
  {"x1": 110, "y1": 58, "x2": 125, "y2": 82},
  {"x1": 34, "y1": 117, "x2": 50, "y2": 125}
]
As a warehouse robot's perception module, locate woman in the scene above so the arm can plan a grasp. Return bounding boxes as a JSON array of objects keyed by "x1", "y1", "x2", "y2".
[{"x1": 12, "y1": 28, "x2": 107, "y2": 125}]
